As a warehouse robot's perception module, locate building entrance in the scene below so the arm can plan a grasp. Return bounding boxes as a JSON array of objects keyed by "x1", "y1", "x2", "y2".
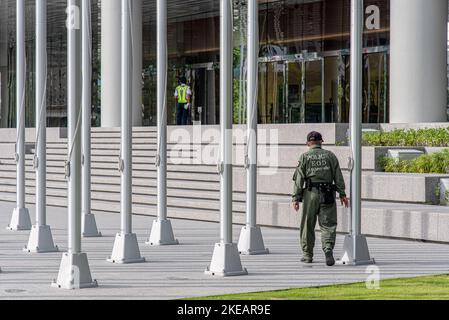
[
  {"x1": 143, "y1": 48, "x2": 388, "y2": 126},
  {"x1": 258, "y1": 47, "x2": 389, "y2": 124},
  {"x1": 187, "y1": 63, "x2": 219, "y2": 125}
]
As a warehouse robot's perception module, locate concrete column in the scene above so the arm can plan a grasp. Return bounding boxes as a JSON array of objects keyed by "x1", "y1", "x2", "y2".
[
  {"x1": 131, "y1": 0, "x2": 142, "y2": 127},
  {"x1": 0, "y1": 0, "x2": 7, "y2": 128},
  {"x1": 390, "y1": 0, "x2": 448, "y2": 123},
  {"x1": 101, "y1": 0, "x2": 120, "y2": 127},
  {"x1": 100, "y1": 0, "x2": 142, "y2": 128}
]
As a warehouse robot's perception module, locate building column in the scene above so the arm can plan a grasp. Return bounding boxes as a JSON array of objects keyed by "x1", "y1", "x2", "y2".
[
  {"x1": 390, "y1": 0, "x2": 448, "y2": 123},
  {"x1": 0, "y1": 0, "x2": 7, "y2": 128},
  {"x1": 101, "y1": 0, "x2": 142, "y2": 127},
  {"x1": 131, "y1": 0, "x2": 142, "y2": 127}
]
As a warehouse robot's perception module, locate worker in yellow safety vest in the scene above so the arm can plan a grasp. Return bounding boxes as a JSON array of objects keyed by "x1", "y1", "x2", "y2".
[{"x1": 174, "y1": 76, "x2": 192, "y2": 126}]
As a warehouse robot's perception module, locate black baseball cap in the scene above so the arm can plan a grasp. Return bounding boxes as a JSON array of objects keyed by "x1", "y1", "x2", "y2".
[{"x1": 307, "y1": 131, "x2": 324, "y2": 143}]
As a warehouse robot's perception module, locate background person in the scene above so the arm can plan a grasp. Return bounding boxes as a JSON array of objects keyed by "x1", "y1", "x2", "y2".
[{"x1": 175, "y1": 76, "x2": 192, "y2": 126}]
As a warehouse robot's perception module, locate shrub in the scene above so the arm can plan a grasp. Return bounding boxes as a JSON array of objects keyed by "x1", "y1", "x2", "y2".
[
  {"x1": 380, "y1": 150, "x2": 449, "y2": 174},
  {"x1": 363, "y1": 127, "x2": 449, "y2": 147}
]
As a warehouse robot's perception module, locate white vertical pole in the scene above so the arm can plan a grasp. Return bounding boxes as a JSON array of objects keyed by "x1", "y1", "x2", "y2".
[
  {"x1": 147, "y1": 0, "x2": 178, "y2": 246},
  {"x1": 338, "y1": 0, "x2": 374, "y2": 266},
  {"x1": 108, "y1": 0, "x2": 145, "y2": 264},
  {"x1": 53, "y1": 0, "x2": 97, "y2": 289},
  {"x1": 36, "y1": 0, "x2": 47, "y2": 229},
  {"x1": 16, "y1": 0, "x2": 26, "y2": 213},
  {"x1": 25, "y1": 0, "x2": 58, "y2": 253},
  {"x1": 321, "y1": 58, "x2": 325, "y2": 123},
  {"x1": 206, "y1": 0, "x2": 247, "y2": 277},
  {"x1": 157, "y1": 0, "x2": 167, "y2": 225},
  {"x1": 121, "y1": 0, "x2": 132, "y2": 236},
  {"x1": 237, "y1": 0, "x2": 268, "y2": 256},
  {"x1": 220, "y1": 0, "x2": 233, "y2": 247},
  {"x1": 246, "y1": 0, "x2": 258, "y2": 232},
  {"x1": 67, "y1": 0, "x2": 82, "y2": 256},
  {"x1": 351, "y1": 0, "x2": 363, "y2": 241},
  {"x1": 81, "y1": 0, "x2": 101, "y2": 237},
  {"x1": 8, "y1": 0, "x2": 31, "y2": 231}
]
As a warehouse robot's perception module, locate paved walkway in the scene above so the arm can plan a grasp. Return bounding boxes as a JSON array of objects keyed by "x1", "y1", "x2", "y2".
[{"x1": 0, "y1": 201, "x2": 448, "y2": 300}]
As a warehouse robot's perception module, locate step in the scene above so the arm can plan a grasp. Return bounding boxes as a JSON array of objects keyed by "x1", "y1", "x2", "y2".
[
  {"x1": 0, "y1": 189, "x2": 245, "y2": 215},
  {"x1": 5, "y1": 188, "x2": 449, "y2": 243},
  {"x1": 0, "y1": 181, "x2": 250, "y2": 203}
]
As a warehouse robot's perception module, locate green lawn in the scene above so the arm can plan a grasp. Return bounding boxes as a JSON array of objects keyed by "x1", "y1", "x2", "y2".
[{"x1": 194, "y1": 275, "x2": 449, "y2": 300}]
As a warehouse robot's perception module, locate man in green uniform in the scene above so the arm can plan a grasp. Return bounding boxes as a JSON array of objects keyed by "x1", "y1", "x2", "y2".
[{"x1": 292, "y1": 132, "x2": 349, "y2": 266}]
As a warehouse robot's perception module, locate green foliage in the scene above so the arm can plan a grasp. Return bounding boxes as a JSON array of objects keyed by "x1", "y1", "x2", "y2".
[
  {"x1": 380, "y1": 150, "x2": 449, "y2": 174},
  {"x1": 363, "y1": 128, "x2": 449, "y2": 147},
  {"x1": 233, "y1": 47, "x2": 244, "y2": 124},
  {"x1": 233, "y1": 79, "x2": 242, "y2": 124}
]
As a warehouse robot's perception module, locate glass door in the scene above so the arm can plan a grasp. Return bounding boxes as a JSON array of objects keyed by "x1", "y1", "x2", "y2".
[
  {"x1": 286, "y1": 57, "x2": 324, "y2": 124},
  {"x1": 363, "y1": 52, "x2": 388, "y2": 123},
  {"x1": 286, "y1": 61, "x2": 302, "y2": 123},
  {"x1": 188, "y1": 63, "x2": 219, "y2": 125},
  {"x1": 323, "y1": 54, "x2": 350, "y2": 124},
  {"x1": 258, "y1": 61, "x2": 286, "y2": 124},
  {"x1": 304, "y1": 58, "x2": 325, "y2": 123}
]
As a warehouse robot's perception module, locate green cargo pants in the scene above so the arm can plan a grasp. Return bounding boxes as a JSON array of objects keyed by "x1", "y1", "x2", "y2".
[{"x1": 300, "y1": 189, "x2": 337, "y2": 259}]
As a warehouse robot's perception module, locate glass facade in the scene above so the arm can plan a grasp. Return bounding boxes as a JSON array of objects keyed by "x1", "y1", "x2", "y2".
[{"x1": 0, "y1": 0, "x2": 390, "y2": 128}]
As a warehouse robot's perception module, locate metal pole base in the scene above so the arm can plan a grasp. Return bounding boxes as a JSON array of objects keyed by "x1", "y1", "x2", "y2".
[
  {"x1": 51, "y1": 252, "x2": 98, "y2": 289},
  {"x1": 336, "y1": 234, "x2": 376, "y2": 266},
  {"x1": 82, "y1": 214, "x2": 102, "y2": 238},
  {"x1": 107, "y1": 233, "x2": 146, "y2": 264},
  {"x1": 7, "y1": 207, "x2": 31, "y2": 231},
  {"x1": 146, "y1": 219, "x2": 179, "y2": 246},
  {"x1": 237, "y1": 226, "x2": 269, "y2": 255},
  {"x1": 205, "y1": 243, "x2": 248, "y2": 277},
  {"x1": 24, "y1": 225, "x2": 59, "y2": 253}
]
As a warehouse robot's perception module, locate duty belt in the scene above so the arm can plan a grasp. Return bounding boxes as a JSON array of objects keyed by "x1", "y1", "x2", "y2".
[{"x1": 305, "y1": 180, "x2": 336, "y2": 192}]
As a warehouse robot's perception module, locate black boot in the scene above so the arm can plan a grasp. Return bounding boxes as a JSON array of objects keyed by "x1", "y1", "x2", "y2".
[
  {"x1": 301, "y1": 257, "x2": 313, "y2": 264},
  {"x1": 325, "y1": 251, "x2": 335, "y2": 266}
]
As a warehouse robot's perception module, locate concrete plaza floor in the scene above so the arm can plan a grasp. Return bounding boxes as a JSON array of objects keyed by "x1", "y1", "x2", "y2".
[{"x1": 0, "y1": 201, "x2": 449, "y2": 300}]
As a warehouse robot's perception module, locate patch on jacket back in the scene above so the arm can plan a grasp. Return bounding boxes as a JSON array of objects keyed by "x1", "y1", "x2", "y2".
[{"x1": 305, "y1": 153, "x2": 331, "y2": 176}]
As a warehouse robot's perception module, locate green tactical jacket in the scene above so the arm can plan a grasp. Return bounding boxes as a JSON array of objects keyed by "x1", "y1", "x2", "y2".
[{"x1": 292, "y1": 145, "x2": 347, "y2": 202}]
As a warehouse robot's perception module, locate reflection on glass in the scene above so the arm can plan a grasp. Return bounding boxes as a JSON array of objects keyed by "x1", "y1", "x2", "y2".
[
  {"x1": 258, "y1": 62, "x2": 285, "y2": 124},
  {"x1": 363, "y1": 53, "x2": 388, "y2": 123},
  {"x1": 305, "y1": 60, "x2": 323, "y2": 123},
  {"x1": 286, "y1": 62, "x2": 303, "y2": 123}
]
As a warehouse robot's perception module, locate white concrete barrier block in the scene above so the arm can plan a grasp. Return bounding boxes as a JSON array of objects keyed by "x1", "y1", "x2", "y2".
[
  {"x1": 439, "y1": 179, "x2": 449, "y2": 206},
  {"x1": 387, "y1": 149, "x2": 424, "y2": 162},
  {"x1": 362, "y1": 128, "x2": 381, "y2": 134}
]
